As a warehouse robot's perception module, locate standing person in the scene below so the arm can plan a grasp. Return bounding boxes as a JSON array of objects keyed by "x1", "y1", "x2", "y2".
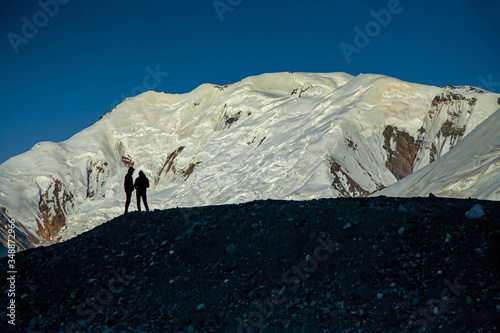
[
  {"x1": 124, "y1": 167, "x2": 135, "y2": 213},
  {"x1": 134, "y1": 170, "x2": 150, "y2": 212}
]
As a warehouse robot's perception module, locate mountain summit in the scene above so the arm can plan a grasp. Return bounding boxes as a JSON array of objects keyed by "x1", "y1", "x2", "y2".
[{"x1": 1, "y1": 72, "x2": 499, "y2": 252}]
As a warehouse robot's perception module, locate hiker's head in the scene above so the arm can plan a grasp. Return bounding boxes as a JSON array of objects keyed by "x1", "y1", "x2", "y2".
[
  {"x1": 128, "y1": 167, "x2": 135, "y2": 174},
  {"x1": 139, "y1": 170, "x2": 145, "y2": 177}
]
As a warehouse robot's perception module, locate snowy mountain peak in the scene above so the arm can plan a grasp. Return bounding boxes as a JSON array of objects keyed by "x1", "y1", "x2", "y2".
[{"x1": 1, "y1": 72, "x2": 499, "y2": 253}]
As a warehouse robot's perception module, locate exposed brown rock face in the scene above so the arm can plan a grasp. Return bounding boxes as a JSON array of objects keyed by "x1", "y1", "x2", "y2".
[
  {"x1": 431, "y1": 91, "x2": 469, "y2": 106},
  {"x1": 439, "y1": 120, "x2": 466, "y2": 138},
  {"x1": 223, "y1": 111, "x2": 242, "y2": 128},
  {"x1": 329, "y1": 159, "x2": 369, "y2": 197},
  {"x1": 248, "y1": 136, "x2": 267, "y2": 146},
  {"x1": 346, "y1": 138, "x2": 357, "y2": 151},
  {"x1": 37, "y1": 180, "x2": 75, "y2": 241},
  {"x1": 1, "y1": 179, "x2": 75, "y2": 250},
  {"x1": 291, "y1": 84, "x2": 311, "y2": 97},
  {"x1": 440, "y1": 85, "x2": 485, "y2": 94},
  {"x1": 429, "y1": 91, "x2": 476, "y2": 121},
  {"x1": 98, "y1": 110, "x2": 112, "y2": 121},
  {"x1": 383, "y1": 126, "x2": 422, "y2": 181},
  {"x1": 377, "y1": 88, "x2": 483, "y2": 189},
  {"x1": 121, "y1": 155, "x2": 134, "y2": 168},
  {"x1": 214, "y1": 84, "x2": 231, "y2": 91},
  {"x1": 180, "y1": 162, "x2": 201, "y2": 180},
  {"x1": 159, "y1": 146, "x2": 185, "y2": 177},
  {"x1": 257, "y1": 137, "x2": 266, "y2": 147},
  {"x1": 429, "y1": 142, "x2": 438, "y2": 163},
  {"x1": 328, "y1": 138, "x2": 385, "y2": 197},
  {"x1": 156, "y1": 146, "x2": 202, "y2": 182},
  {"x1": 0, "y1": 209, "x2": 39, "y2": 252},
  {"x1": 214, "y1": 103, "x2": 253, "y2": 132},
  {"x1": 86, "y1": 161, "x2": 110, "y2": 199},
  {"x1": 427, "y1": 90, "x2": 475, "y2": 158}
]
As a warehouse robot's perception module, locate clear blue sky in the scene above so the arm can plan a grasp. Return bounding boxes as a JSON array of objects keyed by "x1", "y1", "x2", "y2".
[{"x1": 1, "y1": 0, "x2": 499, "y2": 164}]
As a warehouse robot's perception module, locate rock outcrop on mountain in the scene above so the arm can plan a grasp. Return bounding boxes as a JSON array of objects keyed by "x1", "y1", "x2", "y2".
[
  {"x1": 1, "y1": 72, "x2": 499, "y2": 252},
  {"x1": 377, "y1": 108, "x2": 500, "y2": 199}
]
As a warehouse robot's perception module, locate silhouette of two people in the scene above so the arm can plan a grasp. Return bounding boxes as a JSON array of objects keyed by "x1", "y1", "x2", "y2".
[{"x1": 124, "y1": 167, "x2": 150, "y2": 213}]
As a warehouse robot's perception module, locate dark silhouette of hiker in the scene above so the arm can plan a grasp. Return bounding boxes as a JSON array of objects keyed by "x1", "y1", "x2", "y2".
[
  {"x1": 124, "y1": 167, "x2": 135, "y2": 213},
  {"x1": 134, "y1": 170, "x2": 150, "y2": 212}
]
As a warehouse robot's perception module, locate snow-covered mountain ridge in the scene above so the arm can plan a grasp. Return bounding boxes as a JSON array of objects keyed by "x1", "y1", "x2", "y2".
[{"x1": 1, "y1": 72, "x2": 499, "y2": 252}]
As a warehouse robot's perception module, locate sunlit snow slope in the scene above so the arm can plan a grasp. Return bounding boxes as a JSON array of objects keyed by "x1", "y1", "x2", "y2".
[
  {"x1": 1, "y1": 72, "x2": 499, "y2": 251},
  {"x1": 376, "y1": 108, "x2": 500, "y2": 200}
]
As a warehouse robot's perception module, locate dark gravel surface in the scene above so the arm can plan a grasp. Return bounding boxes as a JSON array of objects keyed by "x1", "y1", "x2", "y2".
[{"x1": 1, "y1": 196, "x2": 499, "y2": 332}]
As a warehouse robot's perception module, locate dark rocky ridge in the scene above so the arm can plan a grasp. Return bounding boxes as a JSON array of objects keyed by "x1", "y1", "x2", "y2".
[{"x1": 1, "y1": 197, "x2": 499, "y2": 332}]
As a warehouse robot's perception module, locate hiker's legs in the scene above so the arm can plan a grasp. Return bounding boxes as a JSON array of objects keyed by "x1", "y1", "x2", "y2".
[
  {"x1": 142, "y1": 193, "x2": 149, "y2": 212},
  {"x1": 136, "y1": 192, "x2": 141, "y2": 211},
  {"x1": 125, "y1": 191, "x2": 131, "y2": 213}
]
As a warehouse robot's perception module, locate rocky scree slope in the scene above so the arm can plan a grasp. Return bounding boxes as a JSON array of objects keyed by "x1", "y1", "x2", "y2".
[{"x1": 1, "y1": 197, "x2": 499, "y2": 332}]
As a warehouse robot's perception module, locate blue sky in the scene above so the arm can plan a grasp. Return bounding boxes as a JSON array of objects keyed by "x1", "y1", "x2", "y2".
[{"x1": 1, "y1": 0, "x2": 499, "y2": 164}]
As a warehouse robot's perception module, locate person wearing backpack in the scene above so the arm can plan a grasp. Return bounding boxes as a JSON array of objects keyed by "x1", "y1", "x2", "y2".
[{"x1": 134, "y1": 170, "x2": 150, "y2": 212}]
